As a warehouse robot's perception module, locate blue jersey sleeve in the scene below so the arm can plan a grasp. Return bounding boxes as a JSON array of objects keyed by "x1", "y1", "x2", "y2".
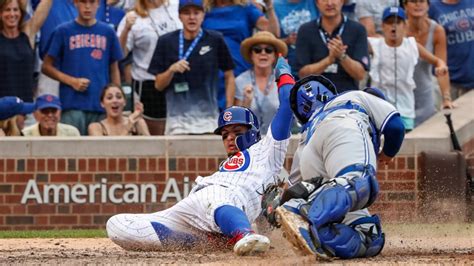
[
  {"x1": 46, "y1": 26, "x2": 64, "y2": 59},
  {"x1": 271, "y1": 81, "x2": 294, "y2": 141},
  {"x1": 381, "y1": 114, "x2": 405, "y2": 158}
]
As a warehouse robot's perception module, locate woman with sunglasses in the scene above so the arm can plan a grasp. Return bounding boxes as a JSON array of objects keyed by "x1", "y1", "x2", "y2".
[
  {"x1": 235, "y1": 31, "x2": 287, "y2": 134},
  {"x1": 403, "y1": 0, "x2": 453, "y2": 126}
]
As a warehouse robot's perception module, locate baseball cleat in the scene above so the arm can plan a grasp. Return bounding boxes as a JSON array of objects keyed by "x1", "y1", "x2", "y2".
[
  {"x1": 233, "y1": 233, "x2": 270, "y2": 256},
  {"x1": 275, "y1": 206, "x2": 331, "y2": 260}
]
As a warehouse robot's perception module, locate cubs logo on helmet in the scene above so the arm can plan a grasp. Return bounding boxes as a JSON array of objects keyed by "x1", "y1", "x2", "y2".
[
  {"x1": 223, "y1": 111, "x2": 232, "y2": 122},
  {"x1": 220, "y1": 150, "x2": 251, "y2": 172}
]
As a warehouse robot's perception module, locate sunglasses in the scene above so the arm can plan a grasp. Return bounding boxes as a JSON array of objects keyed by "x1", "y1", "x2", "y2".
[{"x1": 251, "y1": 46, "x2": 275, "y2": 54}]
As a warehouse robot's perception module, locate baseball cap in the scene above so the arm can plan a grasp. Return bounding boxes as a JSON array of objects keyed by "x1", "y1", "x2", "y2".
[
  {"x1": 382, "y1": 6, "x2": 406, "y2": 22},
  {"x1": 36, "y1": 94, "x2": 62, "y2": 110},
  {"x1": 179, "y1": 0, "x2": 203, "y2": 12},
  {"x1": 0, "y1": 96, "x2": 36, "y2": 120}
]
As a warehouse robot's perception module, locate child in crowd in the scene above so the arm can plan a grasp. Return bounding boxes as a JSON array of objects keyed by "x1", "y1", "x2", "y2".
[
  {"x1": 41, "y1": 0, "x2": 123, "y2": 135},
  {"x1": 368, "y1": 6, "x2": 448, "y2": 131}
]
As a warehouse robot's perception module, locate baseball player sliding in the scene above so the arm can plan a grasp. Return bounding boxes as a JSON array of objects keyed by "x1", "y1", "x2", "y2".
[
  {"x1": 262, "y1": 72, "x2": 405, "y2": 259},
  {"x1": 106, "y1": 56, "x2": 296, "y2": 256}
]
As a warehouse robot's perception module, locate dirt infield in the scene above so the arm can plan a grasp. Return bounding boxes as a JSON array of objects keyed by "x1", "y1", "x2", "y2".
[{"x1": 0, "y1": 224, "x2": 472, "y2": 265}]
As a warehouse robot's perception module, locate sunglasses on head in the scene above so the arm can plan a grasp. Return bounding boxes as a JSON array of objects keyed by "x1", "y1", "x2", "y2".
[{"x1": 251, "y1": 46, "x2": 275, "y2": 54}]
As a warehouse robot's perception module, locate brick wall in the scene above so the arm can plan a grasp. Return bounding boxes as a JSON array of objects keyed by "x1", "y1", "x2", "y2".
[{"x1": 0, "y1": 151, "x2": 459, "y2": 230}]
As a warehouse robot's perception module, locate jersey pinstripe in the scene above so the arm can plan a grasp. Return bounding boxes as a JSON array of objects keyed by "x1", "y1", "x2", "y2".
[{"x1": 107, "y1": 127, "x2": 290, "y2": 249}]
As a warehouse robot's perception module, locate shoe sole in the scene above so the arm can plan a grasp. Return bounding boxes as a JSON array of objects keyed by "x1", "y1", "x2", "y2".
[
  {"x1": 276, "y1": 207, "x2": 333, "y2": 261},
  {"x1": 275, "y1": 206, "x2": 316, "y2": 256},
  {"x1": 233, "y1": 234, "x2": 270, "y2": 256}
]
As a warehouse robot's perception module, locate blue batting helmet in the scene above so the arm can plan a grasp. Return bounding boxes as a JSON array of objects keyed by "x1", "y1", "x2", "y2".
[
  {"x1": 290, "y1": 75, "x2": 338, "y2": 124},
  {"x1": 214, "y1": 106, "x2": 261, "y2": 151}
]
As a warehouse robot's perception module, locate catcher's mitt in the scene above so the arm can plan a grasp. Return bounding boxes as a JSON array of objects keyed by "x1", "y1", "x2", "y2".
[{"x1": 261, "y1": 183, "x2": 284, "y2": 227}]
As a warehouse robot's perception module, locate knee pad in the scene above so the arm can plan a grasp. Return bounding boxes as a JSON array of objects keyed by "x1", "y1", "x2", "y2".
[
  {"x1": 307, "y1": 185, "x2": 352, "y2": 228},
  {"x1": 336, "y1": 164, "x2": 379, "y2": 209}
]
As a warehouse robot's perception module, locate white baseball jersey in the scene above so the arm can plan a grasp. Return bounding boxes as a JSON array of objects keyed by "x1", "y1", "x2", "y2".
[{"x1": 107, "y1": 127, "x2": 289, "y2": 250}]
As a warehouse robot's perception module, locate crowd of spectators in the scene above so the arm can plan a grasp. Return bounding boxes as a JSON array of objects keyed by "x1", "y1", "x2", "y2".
[{"x1": 0, "y1": 0, "x2": 472, "y2": 137}]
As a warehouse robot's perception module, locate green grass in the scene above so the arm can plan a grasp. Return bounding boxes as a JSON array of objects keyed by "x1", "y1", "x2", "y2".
[
  {"x1": 0, "y1": 224, "x2": 472, "y2": 239},
  {"x1": 0, "y1": 229, "x2": 107, "y2": 238}
]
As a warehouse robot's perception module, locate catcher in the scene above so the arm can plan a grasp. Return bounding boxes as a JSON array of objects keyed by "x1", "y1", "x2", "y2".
[{"x1": 262, "y1": 73, "x2": 405, "y2": 259}]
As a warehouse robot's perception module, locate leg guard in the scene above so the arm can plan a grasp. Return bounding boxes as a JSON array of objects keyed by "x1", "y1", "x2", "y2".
[
  {"x1": 336, "y1": 163, "x2": 379, "y2": 209},
  {"x1": 307, "y1": 164, "x2": 379, "y2": 228},
  {"x1": 310, "y1": 214, "x2": 385, "y2": 259},
  {"x1": 307, "y1": 185, "x2": 352, "y2": 228}
]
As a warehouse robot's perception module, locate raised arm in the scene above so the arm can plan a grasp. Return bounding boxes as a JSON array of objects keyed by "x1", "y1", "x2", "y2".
[
  {"x1": 25, "y1": 0, "x2": 53, "y2": 48},
  {"x1": 270, "y1": 57, "x2": 295, "y2": 140},
  {"x1": 118, "y1": 12, "x2": 137, "y2": 56},
  {"x1": 261, "y1": 0, "x2": 280, "y2": 38}
]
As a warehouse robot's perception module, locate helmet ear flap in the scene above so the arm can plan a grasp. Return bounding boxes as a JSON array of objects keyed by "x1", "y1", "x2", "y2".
[{"x1": 235, "y1": 128, "x2": 260, "y2": 151}]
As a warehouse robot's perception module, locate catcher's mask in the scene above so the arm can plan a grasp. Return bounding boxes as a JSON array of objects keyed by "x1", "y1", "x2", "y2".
[
  {"x1": 290, "y1": 75, "x2": 338, "y2": 124},
  {"x1": 214, "y1": 106, "x2": 261, "y2": 151}
]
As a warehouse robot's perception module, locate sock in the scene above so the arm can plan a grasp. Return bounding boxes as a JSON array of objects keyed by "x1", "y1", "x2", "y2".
[{"x1": 214, "y1": 205, "x2": 252, "y2": 237}]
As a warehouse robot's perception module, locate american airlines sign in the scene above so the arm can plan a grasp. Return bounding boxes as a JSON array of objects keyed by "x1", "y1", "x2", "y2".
[{"x1": 20, "y1": 177, "x2": 193, "y2": 204}]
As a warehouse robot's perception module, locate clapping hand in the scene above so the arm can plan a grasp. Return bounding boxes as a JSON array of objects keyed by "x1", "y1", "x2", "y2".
[{"x1": 328, "y1": 36, "x2": 347, "y2": 62}]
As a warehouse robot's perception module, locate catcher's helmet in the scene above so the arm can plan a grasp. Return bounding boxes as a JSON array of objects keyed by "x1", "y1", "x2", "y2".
[
  {"x1": 214, "y1": 106, "x2": 261, "y2": 151},
  {"x1": 290, "y1": 75, "x2": 337, "y2": 124}
]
